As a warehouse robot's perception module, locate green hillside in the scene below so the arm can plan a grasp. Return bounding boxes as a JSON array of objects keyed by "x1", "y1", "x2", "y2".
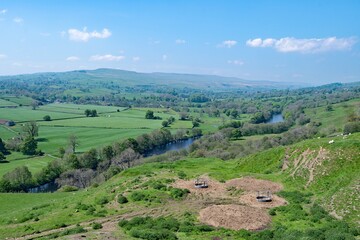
[
  {"x1": 0, "y1": 68, "x2": 304, "y2": 91},
  {"x1": 0, "y1": 133, "x2": 358, "y2": 239}
]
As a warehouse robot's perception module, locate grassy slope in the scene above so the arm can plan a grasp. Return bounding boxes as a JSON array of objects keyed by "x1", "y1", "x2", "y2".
[
  {"x1": 304, "y1": 98, "x2": 360, "y2": 131},
  {"x1": 0, "y1": 133, "x2": 358, "y2": 239}
]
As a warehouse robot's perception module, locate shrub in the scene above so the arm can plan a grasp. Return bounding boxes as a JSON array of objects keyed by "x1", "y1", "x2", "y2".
[
  {"x1": 43, "y1": 115, "x2": 51, "y2": 121},
  {"x1": 177, "y1": 171, "x2": 187, "y2": 179},
  {"x1": 269, "y1": 208, "x2": 277, "y2": 216},
  {"x1": 170, "y1": 188, "x2": 190, "y2": 199},
  {"x1": 59, "y1": 185, "x2": 78, "y2": 192},
  {"x1": 92, "y1": 222, "x2": 102, "y2": 230},
  {"x1": 95, "y1": 196, "x2": 109, "y2": 205},
  {"x1": 130, "y1": 228, "x2": 177, "y2": 240},
  {"x1": 117, "y1": 195, "x2": 128, "y2": 204},
  {"x1": 130, "y1": 191, "x2": 147, "y2": 201}
]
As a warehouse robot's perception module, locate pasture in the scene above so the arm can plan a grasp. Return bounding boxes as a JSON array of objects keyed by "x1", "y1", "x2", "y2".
[
  {"x1": 0, "y1": 96, "x2": 34, "y2": 106},
  {"x1": 304, "y1": 98, "x2": 360, "y2": 131},
  {"x1": 0, "y1": 153, "x2": 55, "y2": 177}
]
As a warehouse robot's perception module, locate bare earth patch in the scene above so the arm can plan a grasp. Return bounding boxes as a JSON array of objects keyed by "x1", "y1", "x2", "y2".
[
  {"x1": 199, "y1": 204, "x2": 271, "y2": 231},
  {"x1": 239, "y1": 192, "x2": 287, "y2": 208},
  {"x1": 172, "y1": 176, "x2": 227, "y2": 199},
  {"x1": 225, "y1": 177, "x2": 283, "y2": 193},
  {"x1": 172, "y1": 176, "x2": 287, "y2": 231}
]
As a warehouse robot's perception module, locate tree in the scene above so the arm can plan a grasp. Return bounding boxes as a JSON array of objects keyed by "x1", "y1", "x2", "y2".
[
  {"x1": 3, "y1": 166, "x2": 33, "y2": 191},
  {"x1": 102, "y1": 145, "x2": 114, "y2": 161},
  {"x1": 231, "y1": 128, "x2": 242, "y2": 139},
  {"x1": 68, "y1": 134, "x2": 79, "y2": 153},
  {"x1": 168, "y1": 116, "x2": 175, "y2": 124},
  {"x1": 43, "y1": 115, "x2": 51, "y2": 121},
  {"x1": 0, "y1": 152, "x2": 5, "y2": 162},
  {"x1": 21, "y1": 137, "x2": 38, "y2": 155},
  {"x1": 79, "y1": 148, "x2": 98, "y2": 169},
  {"x1": 85, "y1": 109, "x2": 91, "y2": 117},
  {"x1": 22, "y1": 121, "x2": 39, "y2": 138},
  {"x1": 91, "y1": 109, "x2": 98, "y2": 117},
  {"x1": 230, "y1": 109, "x2": 239, "y2": 119},
  {"x1": 64, "y1": 153, "x2": 80, "y2": 169},
  {"x1": 145, "y1": 110, "x2": 154, "y2": 119},
  {"x1": 162, "y1": 120, "x2": 169, "y2": 127},
  {"x1": 31, "y1": 100, "x2": 39, "y2": 110},
  {"x1": 58, "y1": 147, "x2": 65, "y2": 158},
  {"x1": 326, "y1": 105, "x2": 333, "y2": 112},
  {"x1": 179, "y1": 112, "x2": 188, "y2": 120},
  {"x1": 192, "y1": 121, "x2": 200, "y2": 128},
  {"x1": 113, "y1": 148, "x2": 140, "y2": 169},
  {"x1": 0, "y1": 138, "x2": 9, "y2": 155}
]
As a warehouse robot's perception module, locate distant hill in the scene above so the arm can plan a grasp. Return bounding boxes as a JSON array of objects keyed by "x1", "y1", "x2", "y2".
[{"x1": 0, "y1": 68, "x2": 306, "y2": 90}]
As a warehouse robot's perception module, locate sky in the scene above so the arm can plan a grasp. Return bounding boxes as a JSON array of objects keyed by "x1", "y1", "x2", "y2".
[{"x1": 0, "y1": 0, "x2": 360, "y2": 84}]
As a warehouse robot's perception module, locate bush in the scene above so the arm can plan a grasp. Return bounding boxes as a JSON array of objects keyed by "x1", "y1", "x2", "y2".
[
  {"x1": 59, "y1": 185, "x2": 78, "y2": 192},
  {"x1": 130, "y1": 191, "x2": 147, "y2": 201},
  {"x1": 92, "y1": 222, "x2": 102, "y2": 230},
  {"x1": 269, "y1": 208, "x2": 277, "y2": 216},
  {"x1": 169, "y1": 188, "x2": 190, "y2": 199},
  {"x1": 43, "y1": 115, "x2": 51, "y2": 121},
  {"x1": 117, "y1": 195, "x2": 128, "y2": 204},
  {"x1": 130, "y1": 228, "x2": 177, "y2": 240},
  {"x1": 177, "y1": 171, "x2": 187, "y2": 179},
  {"x1": 95, "y1": 196, "x2": 109, "y2": 205}
]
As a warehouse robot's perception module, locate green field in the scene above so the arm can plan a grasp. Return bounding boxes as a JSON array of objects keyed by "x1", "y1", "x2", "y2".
[
  {"x1": 0, "y1": 152, "x2": 55, "y2": 177},
  {"x1": 0, "y1": 96, "x2": 34, "y2": 106},
  {"x1": 0, "y1": 98, "x2": 18, "y2": 107},
  {"x1": 305, "y1": 98, "x2": 360, "y2": 132}
]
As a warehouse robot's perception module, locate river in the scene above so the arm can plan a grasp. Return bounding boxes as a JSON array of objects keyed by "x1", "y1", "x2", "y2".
[
  {"x1": 144, "y1": 137, "x2": 196, "y2": 157},
  {"x1": 266, "y1": 114, "x2": 284, "y2": 123}
]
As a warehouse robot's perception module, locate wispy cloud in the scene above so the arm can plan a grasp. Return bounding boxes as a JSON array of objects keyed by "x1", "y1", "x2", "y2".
[
  {"x1": 175, "y1": 39, "x2": 186, "y2": 44},
  {"x1": 219, "y1": 40, "x2": 237, "y2": 48},
  {"x1": 132, "y1": 56, "x2": 140, "y2": 62},
  {"x1": 0, "y1": 9, "x2": 7, "y2": 14},
  {"x1": 13, "y1": 17, "x2": 23, "y2": 24},
  {"x1": 68, "y1": 27, "x2": 111, "y2": 42},
  {"x1": 0, "y1": 54, "x2": 7, "y2": 59},
  {"x1": 40, "y1": 32, "x2": 51, "y2": 37},
  {"x1": 89, "y1": 54, "x2": 125, "y2": 61},
  {"x1": 227, "y1": 60, "x2": 244, "y2": 65},
  {"x1": 246, "y1": 37, "x2": 357, "y2": 53},
  {"x1": 66, "y1": 56, "x2": 80, "y2": 61},
  {"x1": 162, "y1": 54, "x2": 167, "y2": 61}
]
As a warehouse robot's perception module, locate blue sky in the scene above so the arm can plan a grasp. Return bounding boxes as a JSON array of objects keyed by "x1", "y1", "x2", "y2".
[{"x1": 0, "y1": 0, "x2": 359, "y2": 84}]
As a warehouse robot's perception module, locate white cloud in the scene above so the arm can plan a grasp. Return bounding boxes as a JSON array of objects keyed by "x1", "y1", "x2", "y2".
[
  {"x1": 68, "y1": 27, "x2": 111, "y2": 42},
  {"x1": 13, "y1": 17, "x2": 23, "y2": 23},
  {"x1": 89, "y1": 54, "x2": 125, "y2": 61},
  {"x1": 175, "y1": 39, "x2": 186, "y2": 44},
  {"x1": 132, "y1": 56, "x2": 140, "y2": 62},
  {"x1": 219, "y1": 40, "x2": 237, "y2": 48},
  {"x1": 0, "y1": 54, "x2": 7, "y2": 59},
  {"x1": 227, "y1": 60, "x2": 244, "y2": 65},
  {"x1": 66, "y1": 56, "x2": 80, "y2": 61},
  {"x1": 162, "y1": 54, "x2": 167, "y2": 61},
  {"x1": 0, "y1": 9, "x2": 7, "y2": 14},
  {"x1": 246, "y1": 37, "x2": 357, "y2": 53}
]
